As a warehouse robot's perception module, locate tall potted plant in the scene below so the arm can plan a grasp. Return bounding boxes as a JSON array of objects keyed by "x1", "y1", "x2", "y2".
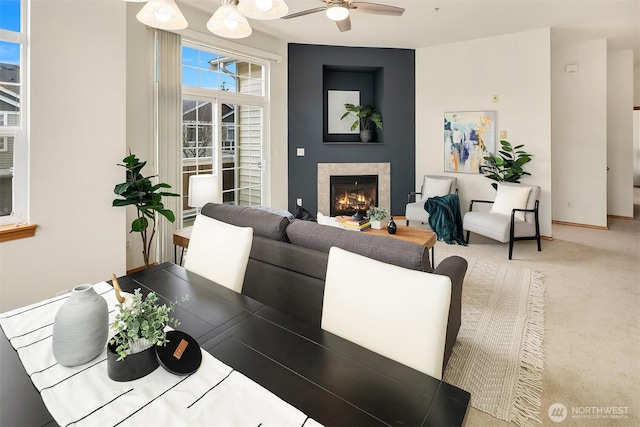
[
  {"x1": 113, "y1": 153, "x2": 179, "y2": 268},
  {"x1": 341, "y1": 103, "x2": 383, "y2": 142},
  {"x1": 480, "y1": 139, "x2": 533, "y2": 187}
]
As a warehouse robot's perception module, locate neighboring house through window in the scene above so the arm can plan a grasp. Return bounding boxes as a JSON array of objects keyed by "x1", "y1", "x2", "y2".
[
  {"x1": 181, "y1": 41, "x2": 267, "y2": 225},
  {"x1": 0, "y1": 0, "x2": 28, "y2": 225}
]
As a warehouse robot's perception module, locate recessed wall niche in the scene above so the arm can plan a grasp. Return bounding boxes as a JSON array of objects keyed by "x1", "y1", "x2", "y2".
[{"x1": 323, "y1": 65, "x2": 384, "y2": 143}]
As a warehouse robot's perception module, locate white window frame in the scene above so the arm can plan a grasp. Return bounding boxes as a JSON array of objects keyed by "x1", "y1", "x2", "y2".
[
  {"x1": 0, "y1": 0, "x2": 29, "y2": 226},
  {"x1": 181, "y1": 40, "x2": 270, "y2": 216}
]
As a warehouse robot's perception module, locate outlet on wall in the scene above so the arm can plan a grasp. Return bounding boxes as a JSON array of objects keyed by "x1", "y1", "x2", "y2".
[
  {"x1": 296, "y1": 198, "x2": 303, "y2": 206},
  {"x1": 567, "y1": 201, "x2": 572, "y2": 208}
]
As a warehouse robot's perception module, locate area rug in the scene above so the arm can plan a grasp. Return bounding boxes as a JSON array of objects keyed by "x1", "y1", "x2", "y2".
[{"x1": 440, "y1": 255, "x2": 545, "y2": 427}]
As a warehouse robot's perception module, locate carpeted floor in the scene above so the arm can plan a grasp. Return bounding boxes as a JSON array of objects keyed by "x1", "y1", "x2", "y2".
[{"x1": 404, "y1": 188, "x2": 640, "y2": 427}]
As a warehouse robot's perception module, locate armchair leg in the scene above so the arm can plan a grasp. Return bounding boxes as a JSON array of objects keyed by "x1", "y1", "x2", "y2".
[
  {"x1": 465, "y1": 230, "x2": 470, "y2": 244},
  {"x1": 508, "y1": 240, "x2": 514, "y2": 260},
  {"x1": 537, "y1": 236, "x2": 541, "y2": 252}
]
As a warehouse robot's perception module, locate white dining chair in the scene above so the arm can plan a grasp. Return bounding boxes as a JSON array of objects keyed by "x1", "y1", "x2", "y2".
[
  {"x1": 184, "y1": 214, "x2": 253, "y2": 293},
  {"x1": 321, "y1": 247, "x2": 452, "y2": 380}
]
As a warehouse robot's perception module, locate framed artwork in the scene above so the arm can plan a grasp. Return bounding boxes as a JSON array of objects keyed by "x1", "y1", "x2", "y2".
[
  {"x1": 444, "y1": 111, "x2": 496, "y2": 174},
  {"x1": 327, "y1": 90, "x2": 359, "y2": 134}
]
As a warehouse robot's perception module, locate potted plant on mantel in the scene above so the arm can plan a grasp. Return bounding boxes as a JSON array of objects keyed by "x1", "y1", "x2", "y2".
[
  {"x1": 112, "y1": 153, "x2": 179, "y2": 268},
  {"x1": 480, "y1": 139, "x2": 533, "y2": 188},
  {"x1": 367, "y1": 206, "x2": 389, "y2": 230},
  {"x1": 341, "y1": 103, "x2": 383, "y2": 142}
]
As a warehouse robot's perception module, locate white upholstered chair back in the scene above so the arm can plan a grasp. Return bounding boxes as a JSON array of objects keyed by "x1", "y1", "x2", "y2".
[
  {"x1": 322, "y1": 247, "x2": 452, "y2": 379},
  {"x1": 184, "y1": 214, "x2": 253, "y2": 293},
  {"x1": 420, "y1": 175, "x2": 457, "y2": 200}
]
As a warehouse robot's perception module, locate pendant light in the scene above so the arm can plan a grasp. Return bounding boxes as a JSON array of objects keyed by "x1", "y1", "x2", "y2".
[
  {"x1": 237, "y1": 0, "x2": 289, "y2": 20},
  {"x1": 136, "y1": 0, "x2": 188, "y2": 30},
  {"x1": 208, "y1": 0, "x2": 252, "y2": 39}
]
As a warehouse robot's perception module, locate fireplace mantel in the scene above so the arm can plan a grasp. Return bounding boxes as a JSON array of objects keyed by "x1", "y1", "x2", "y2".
[{"x1": 318, "y1": 163, "x2": 391, "y2": 216}]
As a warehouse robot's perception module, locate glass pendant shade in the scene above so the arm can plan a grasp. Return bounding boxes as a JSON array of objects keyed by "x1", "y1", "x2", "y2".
[
  {"x1": 208, "y1": 2, "x2": 253, "y2": 39},
  {"x1": 237, "y1": 0, "x2": 289, "y2": 20},
  {"x1": 136, "y1": 0, "x2": 188, "y2": 30},
  {"x1": 326, "y1": 4, "x2": 349, "y2": 21}
]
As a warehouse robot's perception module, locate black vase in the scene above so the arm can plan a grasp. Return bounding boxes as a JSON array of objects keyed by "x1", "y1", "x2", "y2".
[
  {"x1": 387, "y1": 216, "x2": 397, "y2": 234},
  {"x1": 107, "y1": 335, "x2": 159, "y2": 382}
]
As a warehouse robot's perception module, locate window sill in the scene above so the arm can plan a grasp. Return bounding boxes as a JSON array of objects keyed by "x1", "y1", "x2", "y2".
[{"x1": 0, "y1": 223, "x2": 38, "y2": 243}]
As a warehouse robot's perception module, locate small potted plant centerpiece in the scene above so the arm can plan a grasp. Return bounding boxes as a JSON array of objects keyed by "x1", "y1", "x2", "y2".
[
  {"x1": 107, "y1": 278, "x2": 186, "y2": 382},
  {"x1": 367, "y1": 207, "x2": 389, "y2": 230},
  {"x1": 341, "y1": 103, "x2": 383, "y2": 143}
]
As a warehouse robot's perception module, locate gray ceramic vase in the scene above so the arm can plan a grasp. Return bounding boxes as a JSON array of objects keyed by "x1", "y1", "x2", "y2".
[{"x1": 52, "y1": 284, "x2": 109, "y2": 367}]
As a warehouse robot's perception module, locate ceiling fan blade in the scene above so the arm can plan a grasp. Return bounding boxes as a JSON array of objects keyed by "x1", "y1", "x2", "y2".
[
  {"x1": 351, "y1": 2, "x2": 405, "y2": 16},
  {"x1": 282, "y1": 6, "x2": 326, "y2": 19},
  {"x1": 336, "y1": 16, "x2": 351, "y2": 32}
]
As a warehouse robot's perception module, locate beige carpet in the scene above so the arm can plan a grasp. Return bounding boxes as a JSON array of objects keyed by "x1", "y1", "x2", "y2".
[
  {"x1": 405, "y1": 189, "x2": 640, "y2": 427},
  {"x1": 440, "y1": 255, "x2": 545, "y2": 427}
]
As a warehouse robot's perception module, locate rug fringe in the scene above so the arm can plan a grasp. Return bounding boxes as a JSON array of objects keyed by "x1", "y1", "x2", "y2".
[{"x1": 510, "y1": 271, "x2": 546, "y2": 427}]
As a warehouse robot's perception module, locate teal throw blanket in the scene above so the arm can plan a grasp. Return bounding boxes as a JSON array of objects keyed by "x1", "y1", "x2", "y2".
[{"x1": 424, "y1": 194, "x2": 467, "y2": 246}]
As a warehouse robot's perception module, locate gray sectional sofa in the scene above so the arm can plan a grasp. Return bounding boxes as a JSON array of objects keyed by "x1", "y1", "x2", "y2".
[{"x1": 200, "y1": 202, "x2": 468, "y2": 371}]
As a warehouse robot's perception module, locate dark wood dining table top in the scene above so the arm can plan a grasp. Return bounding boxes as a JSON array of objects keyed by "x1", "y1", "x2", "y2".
[{"x1": 0, "y1": 262, "x2": 469, "y2": 427}]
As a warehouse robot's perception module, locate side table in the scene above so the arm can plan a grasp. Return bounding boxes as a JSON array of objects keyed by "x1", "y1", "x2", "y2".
[{"x1": 173, "y1": 226, "x2": 192, "y2": 266}]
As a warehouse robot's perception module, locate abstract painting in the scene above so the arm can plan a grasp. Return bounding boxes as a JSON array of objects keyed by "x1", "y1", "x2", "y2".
[{"x1": 444, "y1": 111, "x2": 496, "y2": 173}]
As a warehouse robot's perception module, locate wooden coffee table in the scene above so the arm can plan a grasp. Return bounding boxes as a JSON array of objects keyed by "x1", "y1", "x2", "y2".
[{"x1": 365, "y1": 225, "x2": 437, "y2": 267}]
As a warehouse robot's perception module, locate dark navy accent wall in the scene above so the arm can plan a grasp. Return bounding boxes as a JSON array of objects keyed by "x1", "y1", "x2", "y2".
[{"x1": 287, "y1": 43, "x2": 416, "y2": 216}]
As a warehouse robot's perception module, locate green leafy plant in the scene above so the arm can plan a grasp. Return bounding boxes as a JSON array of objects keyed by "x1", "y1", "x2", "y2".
[
  {"x1": 109, "y1": 289, "x2": 185, "y2": 361},
  {"x1": 366, "y1": 207, "x2": 389, "y2": 221},
  {"x1": 341, "y1": 103, "x2": 383, "y2": 131},
  {"x1": 113, "y1": 153, "x2": 179, "y2": 268},
  {"x1": 481, "y1": 139, "x2": 533, "y2": 183}
]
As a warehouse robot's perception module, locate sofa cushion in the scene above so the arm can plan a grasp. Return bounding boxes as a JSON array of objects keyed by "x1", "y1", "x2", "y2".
[
  {"x1": 200, "y1": 203, "x2": 290, "y2": 242},
  {"x1": 286, "y1": 219, "x2": 430, "y2": 271}
]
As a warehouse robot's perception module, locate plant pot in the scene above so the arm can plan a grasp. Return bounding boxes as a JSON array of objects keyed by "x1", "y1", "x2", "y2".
[
  {"x1": 107, "y1": 335, "x2": 159, "y2": 382},
  {"x1": 370, "y1": 220, "x2": 387, "y2": 230},
  {"x1": 360, "y1": 129, "x2": 372, "y2": 143}
]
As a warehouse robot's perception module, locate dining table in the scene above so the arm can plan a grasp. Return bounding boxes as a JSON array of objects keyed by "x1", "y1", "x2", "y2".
[{"x1": 0, "y1": 262, "x2": 470, "y2": 426}]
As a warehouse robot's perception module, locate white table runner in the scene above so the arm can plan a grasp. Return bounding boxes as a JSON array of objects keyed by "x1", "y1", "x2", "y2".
[{"x1": 0, "y1": 282, "x2": 322, "y2": 427}]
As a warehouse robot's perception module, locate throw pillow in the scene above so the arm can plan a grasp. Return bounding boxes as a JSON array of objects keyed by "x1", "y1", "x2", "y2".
[
  {"x1": 490, "y1": 184, "x2": 531, "y2": 221},
  {"x1": 422, "y1": 177, "x2": 453, "y2": 200}
]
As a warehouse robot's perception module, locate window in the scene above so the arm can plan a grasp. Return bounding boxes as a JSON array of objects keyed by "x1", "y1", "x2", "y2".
[
  {"x1": 181, "y1": 42, "x2": 267, "y2": 225},
  {"x1": 0, "y1": 0, "x2": 27, "y2": 226}
]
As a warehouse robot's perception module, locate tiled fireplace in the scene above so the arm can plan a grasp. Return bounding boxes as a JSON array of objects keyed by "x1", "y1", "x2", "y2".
[{"x1": 317, "y1": 163, "x2": 391, "y2": 216}]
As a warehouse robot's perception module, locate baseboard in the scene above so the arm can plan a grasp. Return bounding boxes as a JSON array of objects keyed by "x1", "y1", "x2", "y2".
[
  {"x1": 607, "y1": 214, "x2": 634, "y2": 220},
  {"x1": 552, "y1": 220, "x2": 608, "y2": 230},
  {"x1": 126, "y1": 262, "x2": 158, "y2": 275}
]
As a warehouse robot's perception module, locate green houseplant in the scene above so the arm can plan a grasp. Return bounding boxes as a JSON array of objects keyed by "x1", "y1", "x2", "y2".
[
  {"x1": 109, "y1": 288, "x2": 182, "y2": 361},
  {"x1": 480, "y1": 139, "x2": 533, "y2": 185},
  {"x1": 366, "y1": 206, "x2": 389, "y2": 230},
  {"x1": 113, "y1": 153, "x2": 179, "y2": 268},
  {"x1": 341, "y1": 103, "x2": 383, "y2": 142}
]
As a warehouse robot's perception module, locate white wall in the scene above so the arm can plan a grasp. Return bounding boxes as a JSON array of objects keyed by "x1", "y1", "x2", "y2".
[
  {"x1": 0, "y1": 1, "x2": 127, "y2": 312},
  {"x1": 551, "y1": 39, "x2": 608, "y2": 227},
  {"x1": 635, "y1": 65, "x2": 640, "y2": 186},
  {"x1": 416, "y1": 28, "x2": 553, "y2": 237},
  {"x1": 607, "y1": 50, "x2": 634, "y2": 217}
]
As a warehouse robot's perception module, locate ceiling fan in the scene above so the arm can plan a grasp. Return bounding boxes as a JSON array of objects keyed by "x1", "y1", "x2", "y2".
[{"x1": 282, "y1": 0, "x2": 404, "y2": 32}]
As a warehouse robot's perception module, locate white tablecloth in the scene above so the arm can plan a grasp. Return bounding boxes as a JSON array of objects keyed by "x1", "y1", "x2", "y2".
[{"x1": 0, "y1": 282, "x2": 322, "y2": 427}]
